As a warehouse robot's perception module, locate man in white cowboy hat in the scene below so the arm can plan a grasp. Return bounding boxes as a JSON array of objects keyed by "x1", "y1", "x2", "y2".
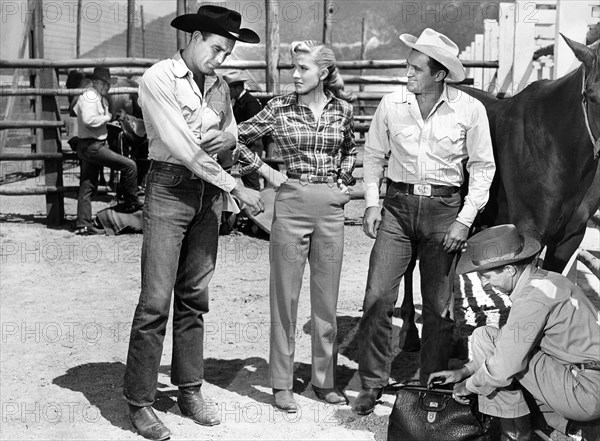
[
  {"x1": 122, "y1": 5, "x2": 284, "y2": 440},
  {"x1": 73, "y1": 67, "x2": 142, "y2": 235},
  {"x1": 222, "y1": 69, "x2": 264, "y2": 190},
  {"x1": 429, "y1": 224, "x2": 600, "y2": 441},
  {"x1": 353, "y1": 28, "x2": 496, "y2": 415}
]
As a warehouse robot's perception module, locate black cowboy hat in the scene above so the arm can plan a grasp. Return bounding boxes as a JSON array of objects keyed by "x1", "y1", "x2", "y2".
[
  {"x1": 86, "y1": 67, "x2": 117, "y2": 85},
  {"x1": 171, "y1": 5, "x2": 260, "y2": 44}
]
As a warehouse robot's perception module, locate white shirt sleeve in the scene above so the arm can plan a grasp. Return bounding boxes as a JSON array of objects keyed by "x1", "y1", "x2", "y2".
[
  {"x1": 138, "y1": 68, "x2": 238, "y2": 192},
  {"x1": 455, "y1": 100, "x2": 496, "y2": 227},
  {"x1": 363, "y1": 97, "x2": 390, "y2": 208}
]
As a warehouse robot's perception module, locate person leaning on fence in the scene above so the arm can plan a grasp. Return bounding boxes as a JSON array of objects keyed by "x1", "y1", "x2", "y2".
[
  {"x1": 73, "y1": 67, "x2": 143, "y2": 236},
  {"x1": 121, "y1": 6, "x2": 282, "y2": 441},
  {"x1": 352, "y1": 28, "x2": 496, "y2": 415},
  {"x1": 428, "y1": 224, "x2": 600, "y2": 441},
  {"x1": 235, "y1": 40, "x2": 357, "y2": 412}
]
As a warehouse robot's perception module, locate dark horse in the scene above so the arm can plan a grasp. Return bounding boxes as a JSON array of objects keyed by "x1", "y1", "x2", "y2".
[
  {"x1": 459, "y1": 34, "x2": 600, "y2": 272},
  {"x1": 397, "y1": 35, "x2": 600, "y2": 353}
]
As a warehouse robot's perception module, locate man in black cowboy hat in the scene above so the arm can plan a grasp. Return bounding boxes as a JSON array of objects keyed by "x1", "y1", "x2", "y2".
[
  {"x1": 73, "y1": 67, "x2": 142, "y2": 235},
  {"x1": 122, "y1": 5, "x2": 273, "y2": 440},
  {"x1": 429, "y1": 225, "x2": 600, "y2": 441}
]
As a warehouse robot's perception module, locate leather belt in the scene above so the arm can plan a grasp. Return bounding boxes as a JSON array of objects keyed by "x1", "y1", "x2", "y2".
[
  {"x1": 391, "y1": 181, "x2": 459, "y2": 197},
  {"x1": 150, "y1": 160, "x2": 199, "y2": 179},
  {"x1": 287, "y1": 171, "x2": 335, "y2": 184},
  {"x1": 575, "y1": 361, "x2": 600, "y2": 371}
]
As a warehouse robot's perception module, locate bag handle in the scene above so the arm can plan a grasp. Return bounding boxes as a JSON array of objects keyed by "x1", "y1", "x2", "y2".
[{"x1": 388, "y1": 379, "x2": 453, "y2": 395}]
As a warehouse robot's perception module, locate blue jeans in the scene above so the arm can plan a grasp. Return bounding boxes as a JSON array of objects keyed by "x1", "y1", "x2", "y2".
[
  {"x1": 76, "y1": 138, "x2": 138, "y2": 228},
  {"x1": 358, "y1": 183, "x2": 461, "y2": 387},
  {"x1": 123, "y1": 161, "x2": 222, "y2": 406}
]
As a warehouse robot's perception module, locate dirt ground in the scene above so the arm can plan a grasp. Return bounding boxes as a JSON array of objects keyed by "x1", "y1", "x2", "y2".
[{"x1": 1, "y1": 173, "x2": 598, "y2": 441}]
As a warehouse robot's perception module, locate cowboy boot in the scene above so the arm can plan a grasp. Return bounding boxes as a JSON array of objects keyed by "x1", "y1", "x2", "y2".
[{"x1": 499, "y1": 415, "x2": 533, "y2": 441}]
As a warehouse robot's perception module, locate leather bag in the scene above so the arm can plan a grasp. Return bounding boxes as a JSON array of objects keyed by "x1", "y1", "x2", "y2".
[{"x1": 387, "y1": 384, "x2": 492, "y2": 441}]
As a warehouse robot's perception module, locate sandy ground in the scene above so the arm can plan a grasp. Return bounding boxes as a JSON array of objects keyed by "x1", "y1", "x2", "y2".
[{"x1": 1, "y1": 171, "x2": 598, "y2": 441}]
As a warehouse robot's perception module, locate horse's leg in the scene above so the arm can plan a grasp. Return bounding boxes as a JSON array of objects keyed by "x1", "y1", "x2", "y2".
[
  {"x1": 398, "y1": 255, "x2": 420, "y2": 352},
  {"x1": 543, "y1": 162, "x2": 600, "y2": 272}
]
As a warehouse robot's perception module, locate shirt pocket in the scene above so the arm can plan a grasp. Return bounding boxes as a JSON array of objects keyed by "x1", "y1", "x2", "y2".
[
  {"x1": 433, "y1": 127, "x2": 464, "y2": 156},
  {"x1": 176, "y1": 94, "x2": 200, "y2": 122},
  {"x1": 388, "y1": 123, "x2": 420, "y2": 156}
]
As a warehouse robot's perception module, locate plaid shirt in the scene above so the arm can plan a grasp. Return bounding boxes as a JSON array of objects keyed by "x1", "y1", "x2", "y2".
[{"x1": 236, "y1": 92, "x2": 357, "y2": 185}]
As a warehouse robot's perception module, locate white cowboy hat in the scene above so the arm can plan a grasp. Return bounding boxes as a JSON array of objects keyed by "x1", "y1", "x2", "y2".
[{"x1": 399, "y1": 28, "x2": 466, "y2": 82}]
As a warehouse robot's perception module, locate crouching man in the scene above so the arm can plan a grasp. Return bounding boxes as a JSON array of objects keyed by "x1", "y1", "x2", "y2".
[{"x1": 429, "y1": 225, "x2": 600, "y2": 441}]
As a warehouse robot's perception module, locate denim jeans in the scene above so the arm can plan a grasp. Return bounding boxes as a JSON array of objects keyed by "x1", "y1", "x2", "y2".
[
  {"x1": 76, "y1": 138, "x2": 138, "y2": 228},
  {"x1": 358, "y1": 183, "x2": 460, "y2": 387},
  {"x1": 123, "y1": 161, "x2": 222, "y2": 406}
]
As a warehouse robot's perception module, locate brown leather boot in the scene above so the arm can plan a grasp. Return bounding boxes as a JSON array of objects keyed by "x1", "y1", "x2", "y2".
[
  {"x1": 499, "y1": 415, "x2": 532, "y2": 441},
  {"x1": 177, "y1": 386, "x2": 221, "y2": 426},
  {"x1": 351, "y1": 388, "x2": 383, "y2": 416},
  {"x1": 128, "y1": 404, "x2": 171, "y2": 440}
]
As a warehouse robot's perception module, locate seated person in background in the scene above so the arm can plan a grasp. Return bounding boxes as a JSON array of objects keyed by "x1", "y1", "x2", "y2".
[
  {"x1": 223, "y1": 70, "x2": 263, "y2": 190},
  {"x1": 73, "y1": 67, "x2": 142, "y2": 235},
  {"x1": 429, "y1": 225, "x2": 600, "y2": 441}
]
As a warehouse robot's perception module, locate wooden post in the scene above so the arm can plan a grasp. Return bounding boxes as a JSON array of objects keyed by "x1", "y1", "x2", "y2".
[
  {"x1": 323, "y1": 1, "x2": 335, "y2": 45},
  {"x1": 359, "y1": 17, "x2": 367, "y2": 117},
  {"x1": 76, "y1": 0, "x2": 83, "y2": 58},
  {"x1": 554, "y1": 0, "x2": 591, "y2": 79},
  {"x1": 512, "y1": 0, "x2": 536, "y2": 93},
  {"x1": 498, "y1": 2, "x2": 516, "y2": 96},
  {"x1": 176, "y1": 0, "x2": 187, "y2": 50},
  {"x1": 140, "y1": 5, "x2": 146, "y2": 58},
  {"x1": 127, "y1": 0, "x2": 135, "y2": 57},
  {"x1": 474, "y1": 34, "x2": 484, "y2": 90},
  {"x1": 483, "y1": 19, "x2": 499, "y2": 93},
  {"x1": 33, "y1": 0, "x2": 64, "y2": 225},
  {"x1": 265, "y1": 0, "x2": 280, "y2": 95},
  {"x1": 0, "y1": 0, "x2": 35, "y2": 153}
]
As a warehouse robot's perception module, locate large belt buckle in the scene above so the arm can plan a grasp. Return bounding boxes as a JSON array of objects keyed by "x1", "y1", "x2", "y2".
[{"x1": 413, "y1": 184, "x2": 432, "y2": 196}]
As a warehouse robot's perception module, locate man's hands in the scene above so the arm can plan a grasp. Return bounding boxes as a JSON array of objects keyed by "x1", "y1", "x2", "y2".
[
  {"x1": 443, "y1": 220, "x2": 469, "y2": 253},
  {"x1": 231, "y1": 184, "x2": 264, "y2": 216},
  {"x1": 258, "y1": 163, "x2": 287, "y2": 188},
  {"x1": 362, "y1": 206, "x2": 382, "y2": 239},
  {"x1": 199, "y1": 129, "x2": 236, "y2": 155},
  {"x1": 428, "y1": 367, "x2": 472, "y2": 405}
]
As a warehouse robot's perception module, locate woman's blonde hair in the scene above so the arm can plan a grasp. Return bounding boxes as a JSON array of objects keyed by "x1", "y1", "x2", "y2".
[{"x1": 290, "y1": 40, "x2": 355, "y2": 102}]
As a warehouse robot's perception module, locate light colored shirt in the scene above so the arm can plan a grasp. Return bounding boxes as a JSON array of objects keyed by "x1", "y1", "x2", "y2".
[
  {"x1": 465, "y1": 265, "x2": 600, "y2": 397},
  {"x1": 73, "y1": 88, "x2": 111, "y2": 140},
  {"x1": 138, "y1": 51, "x2": 238, "y2": 192},
  {"x1": 363, "y1": 85, "x2": 496, "y2": 227}
]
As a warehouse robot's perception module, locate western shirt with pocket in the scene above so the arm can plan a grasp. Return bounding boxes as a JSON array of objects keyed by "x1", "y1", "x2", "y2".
[
  {"x1": 138, "y1": 51, "x2": 240, "y2": 193},
  {"x1": 363, "y1": 85, "x2": 496, "y2": 227}
]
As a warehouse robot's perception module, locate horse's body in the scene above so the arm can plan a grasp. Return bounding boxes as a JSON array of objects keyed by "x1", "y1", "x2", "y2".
[{"x1": 458, "y1": 36, "x2": 600, "y2": 271}]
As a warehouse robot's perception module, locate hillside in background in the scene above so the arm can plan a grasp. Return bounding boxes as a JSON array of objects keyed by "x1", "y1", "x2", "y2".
[{"x1": 83, "y1": 0, "x2": 516, "y2": 81}]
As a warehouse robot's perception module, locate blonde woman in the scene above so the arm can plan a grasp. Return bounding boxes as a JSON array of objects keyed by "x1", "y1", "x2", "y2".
[{"x1": 237, "y1": 40, "x2": 357, "y2": 412}]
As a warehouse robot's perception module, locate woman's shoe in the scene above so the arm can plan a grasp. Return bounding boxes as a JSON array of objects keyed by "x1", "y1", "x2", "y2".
[
  {"x1": 312, "y1": 385, "x2": 348, "y2": 405},
  {"x1": 272, "y1": 389, "x2": 298, "y2": 413}
]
